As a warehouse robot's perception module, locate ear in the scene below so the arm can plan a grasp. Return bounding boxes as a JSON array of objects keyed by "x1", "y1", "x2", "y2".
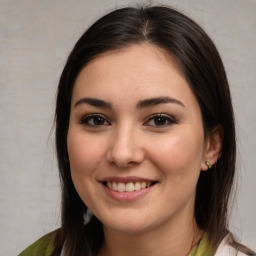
[{"x1": 201, "y1": 125, "x2": 223, "y2": 171}]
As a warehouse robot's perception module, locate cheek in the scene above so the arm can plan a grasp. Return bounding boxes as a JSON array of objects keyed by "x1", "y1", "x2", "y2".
[
  {"x1": 67, "y1": 131, "x2": 105, "y2": 177},
  {"x1": 148, "y1": 130, "x2": 205, "y2": 176},
  {"x1": 67, "y1": 131, "x2": 107, "y2": 208}
]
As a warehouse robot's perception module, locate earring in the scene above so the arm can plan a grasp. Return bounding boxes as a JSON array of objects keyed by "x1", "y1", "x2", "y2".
[{"x1": 205, "y1": 161, "x2": 212, "y2": 169}]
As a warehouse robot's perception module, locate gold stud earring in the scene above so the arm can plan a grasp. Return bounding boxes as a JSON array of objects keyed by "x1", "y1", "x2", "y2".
[{"x1": 205, "y1": 161, "x2": 212, "y2": 169}]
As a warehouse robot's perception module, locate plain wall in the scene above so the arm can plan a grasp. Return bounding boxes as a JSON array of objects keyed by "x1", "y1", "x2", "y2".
[{"x1": 0, "y1": 0, "x2": 255, "y2": 255}]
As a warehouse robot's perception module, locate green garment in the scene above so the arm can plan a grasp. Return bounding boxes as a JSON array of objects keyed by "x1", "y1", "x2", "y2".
[
  {"x1": 18, "y1": 231, "x2": 214, "y2": 256},
  {"x1": 189, "y1": 233, "x2": 214, "y2": 256},
  {"x1": 18, "y1": 231, "x2": 55, "y2": 256}
]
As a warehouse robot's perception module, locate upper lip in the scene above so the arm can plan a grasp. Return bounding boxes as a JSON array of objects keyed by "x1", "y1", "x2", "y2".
[{"x1": 99, "y1": 176, "x2": 157, "y2": 183}]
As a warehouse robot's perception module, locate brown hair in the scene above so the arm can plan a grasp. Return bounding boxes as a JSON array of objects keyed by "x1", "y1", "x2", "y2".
[{"x1": 53, "y1": 5, "x2": 239, "y2": 255}]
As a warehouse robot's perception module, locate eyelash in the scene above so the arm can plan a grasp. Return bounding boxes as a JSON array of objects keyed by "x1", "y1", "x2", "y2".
[
  {"x1": 80, "y1": 113, "x2": 177, "y2": 127},
  {"x1": 80, "y1": 114, "x2": 110, "y2": 127},
  {"x1": 144, "y1": 114, "x2": 177, "y2": 127}
]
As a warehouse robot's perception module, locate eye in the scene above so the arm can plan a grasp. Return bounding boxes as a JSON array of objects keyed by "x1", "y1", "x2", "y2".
[
  {"x1": 144, "y1": 114, "x2": 176, "y2": 127},
  {"x1": 80, "y1": 114, "x2": 110, "y2": 126}
]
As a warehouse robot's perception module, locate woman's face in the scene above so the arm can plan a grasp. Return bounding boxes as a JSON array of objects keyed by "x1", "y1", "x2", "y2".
[{"x1": 67, "y1": 44, "x2": 210, "y2": 235}]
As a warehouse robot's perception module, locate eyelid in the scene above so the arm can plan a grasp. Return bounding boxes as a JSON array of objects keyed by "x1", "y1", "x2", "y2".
[
  {"x1": 80, "y1": 113, "x2": 111, "y2": 126},
  {"x1": 79, "y1": 113, "x2": 177, "y2": 127},
  {"x1": 143, "y1": 113, "x2": 177, "y2": 127}
]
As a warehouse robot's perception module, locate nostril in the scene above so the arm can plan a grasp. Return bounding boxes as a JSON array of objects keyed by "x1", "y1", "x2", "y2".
[
  {"x1": 106, "y1": 136, "x2": 144, "y2": 167},
  {"x1": 107, "y1": 151, "x2": 145, "y2": 168}
]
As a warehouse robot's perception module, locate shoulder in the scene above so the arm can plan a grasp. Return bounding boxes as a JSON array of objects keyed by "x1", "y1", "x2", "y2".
[
  {"x1": 18, "y1": 231, "x2": 57, "y2": 256},
  {"x1": 215, "y1": 234, "x2": 255, "y2": 256}
]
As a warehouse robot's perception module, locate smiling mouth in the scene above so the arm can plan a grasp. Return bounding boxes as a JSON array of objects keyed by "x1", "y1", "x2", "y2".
[{"x1": 103, "y1": 181, "x2": 158, "y2": 192}]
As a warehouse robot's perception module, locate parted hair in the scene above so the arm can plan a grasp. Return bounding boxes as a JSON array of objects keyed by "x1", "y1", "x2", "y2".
[{"x1": 53, "y1": 6, "x2": 238, "y2": 256}]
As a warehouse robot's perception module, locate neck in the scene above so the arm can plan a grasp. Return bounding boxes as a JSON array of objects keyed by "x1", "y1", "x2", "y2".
[{"x1": 98, "y1": 215, "x2": 203, "y2": 256}]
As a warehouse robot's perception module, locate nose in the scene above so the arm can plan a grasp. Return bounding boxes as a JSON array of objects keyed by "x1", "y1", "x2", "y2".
[{"x1": 106, "y1": 126, "x2": 144, "y2": 168}]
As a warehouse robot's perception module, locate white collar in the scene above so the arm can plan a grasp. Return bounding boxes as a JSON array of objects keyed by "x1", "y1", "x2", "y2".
[{"x1": 215, "y1": 234, "x2": 247, "y2": 256}]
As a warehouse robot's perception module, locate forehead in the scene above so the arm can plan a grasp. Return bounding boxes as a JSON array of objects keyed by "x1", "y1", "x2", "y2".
[
  {"x1": 77, "y1": 43, "x2": 182, "y2": 81},
  {"x1": 72, "y1": 44, "x2": 197, "y2": 109}
]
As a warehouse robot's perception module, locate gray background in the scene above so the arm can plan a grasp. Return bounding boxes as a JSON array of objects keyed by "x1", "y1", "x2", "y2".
[{"x1": 0, "y1": 0, "x2": 255, "y2": 255}]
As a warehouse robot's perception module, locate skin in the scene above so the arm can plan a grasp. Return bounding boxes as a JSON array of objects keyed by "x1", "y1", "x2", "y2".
[{"x1": 67, "y1": 44, "x2": 222, "y2": 256}]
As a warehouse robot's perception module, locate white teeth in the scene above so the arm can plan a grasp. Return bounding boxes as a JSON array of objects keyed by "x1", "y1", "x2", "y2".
[
  {"x1": 134, "y1": 182, "x2": 141, "y2": 191},
  {"x1": 112, "y1": 182, "x2": 118, "y2": 191},
  {"x1": 126, "y1": 182, "x2": 135, "y2": 192},
  {"x1": 107, "y1": 181, "x2": 112, "y2": 189},
  {"x1": 117, "y1": 182, "x2": 126, "y2": 192},
  {"x1": 106, "y1": 181, "x2": 153, "y2": 192}
]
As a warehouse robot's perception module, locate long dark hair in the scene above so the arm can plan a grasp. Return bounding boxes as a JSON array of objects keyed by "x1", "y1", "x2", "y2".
[{"x1": 53, "y1": 6, "x2": 237, "y2": 256}]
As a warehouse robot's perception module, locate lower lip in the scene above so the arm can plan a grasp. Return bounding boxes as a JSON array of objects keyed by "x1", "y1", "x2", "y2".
[{"x1": 102, "y1": 183, "x2": 155, "y2": 201}]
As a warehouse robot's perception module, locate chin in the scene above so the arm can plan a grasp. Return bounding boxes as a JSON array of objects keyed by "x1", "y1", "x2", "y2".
[
  {"x1": 100, "y1": 213, "x2": 160, "y2": 235},
  {"x1": 105, "y1": 222, "x2": 149, "y2": 234}
]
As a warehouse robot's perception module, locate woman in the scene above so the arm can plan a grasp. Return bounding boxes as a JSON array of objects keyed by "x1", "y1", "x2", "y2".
[{"x1": 19, "y1": 5, "x2": 255, "y2": 256}]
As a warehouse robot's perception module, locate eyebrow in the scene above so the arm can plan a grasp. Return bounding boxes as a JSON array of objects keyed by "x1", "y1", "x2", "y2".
[
  {"x1": 74, "y1": 96, "x2": 185, "y2": 109},
  {"x1": 137, "y1": 97, "x2": 185, "y2": 109},
  {"x1": 74, "y1": 98, "x2": 112, "y2": 108}
]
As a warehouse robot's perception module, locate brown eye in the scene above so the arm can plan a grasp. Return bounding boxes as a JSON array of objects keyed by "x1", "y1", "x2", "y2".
[
  {"x1": 153, "y1": 116, "x2": 169, "y2": 126},
  {"x1": 145, "y1": 114, "x2": 176, "y2": 127},
  {"x1": 81, "y1": 114, "x2": 110, "y2": 126}
]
